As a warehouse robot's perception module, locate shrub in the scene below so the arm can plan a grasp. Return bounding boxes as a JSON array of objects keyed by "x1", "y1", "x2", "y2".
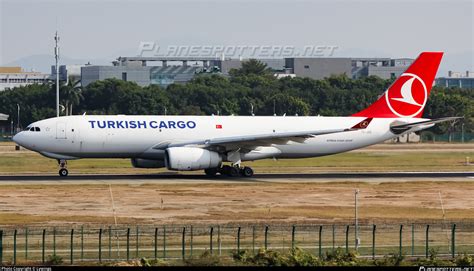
[
  {"x1": 415, "y1": 248, "x2": 451, "y2": 266},
  {"x1": 455, "y1": 253, "x2": 473, "y2": 266},
  {"x1": 324, "y1": 247, "x2": 359, "y2": 266},
  {"x1": 284, "y1": 247, "x2": 323, "y2": 266},
  {"x1": 375, "y1": 253, "x2": 405, "y2": 266},
  {"x1": 184, "y1": 250, "x2": 222, "y2": 266},
  {"x1": 251, "y1": 248, "x2": 285, "y2": 266},
  {"x1": 233, "y1": 247, "x2": 323, "y2": 266}
]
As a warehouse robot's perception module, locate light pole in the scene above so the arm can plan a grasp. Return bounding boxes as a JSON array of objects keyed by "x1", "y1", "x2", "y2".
[
  {"x1": 54, "y1": 31, "x2": 60, "y2": 117},
  {"x1": 16, "y1": 104, "x2": 20, "y2": 133},
  {"x1": 355, "y1": 189, "x2": 360, "y2": 250}
]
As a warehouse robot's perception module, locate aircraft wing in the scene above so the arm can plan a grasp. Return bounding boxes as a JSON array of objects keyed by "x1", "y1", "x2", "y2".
[
  {"x1": 390, "y1": 117, "x2": 463, "y2": 134},
  {"x1": 154, "y1": 118, "x2": 372, "y2": 152}
]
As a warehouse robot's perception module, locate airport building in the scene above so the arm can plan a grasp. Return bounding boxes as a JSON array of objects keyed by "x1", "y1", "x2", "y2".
[
  {"x1": 284, "y1": 58, "x2": 352, "y2": 80},
  {"x1": 81, "y1": 57, "x2": 212, "y2": 87},
  {"x1": 81, "y1": 56, "x2": 412, "y2": 87},
  {"x1": 284, "y1": 57, "x2": 413, "y2": 80},
  {"x1": 351, "y1": 58, "x2": 414, "y2": 79},
  {"x1": 51, "y1": 64, "x2": 86, "y2": 83},
  {"x1": 435, "y1": 71, "x2": 474, "y2": 89},
  {"x1": 81, "y1": 57, "x2": 287, "y2": 87},
  {"x1": 0, "y1": 67, "x2": 51, "y2": 91},
  {"x1": 0, "y1": 113, "x2": 10, "y2": 137}
]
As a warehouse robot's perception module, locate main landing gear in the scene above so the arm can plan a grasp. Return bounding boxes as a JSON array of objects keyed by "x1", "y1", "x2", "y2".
[
  {"x1": 58, "y1": 159, "x2": 69, "y2": 177},
  {"x1": 204, "y1": 165, "x2": 254, "y2": 178}
]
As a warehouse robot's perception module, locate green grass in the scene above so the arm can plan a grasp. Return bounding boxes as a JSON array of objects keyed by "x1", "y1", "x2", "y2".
[
  {"x1": 0, "y1": 148, "x2": 472, "y2": 174},
  {"x1": 251, "y1": 151, "x2": 474, "y2": 172}
]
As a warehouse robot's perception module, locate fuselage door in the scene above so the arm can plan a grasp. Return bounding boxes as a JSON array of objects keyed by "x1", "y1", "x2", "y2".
[{"x1": 56, "y1": 122, "x2": 67, "y2": 139}]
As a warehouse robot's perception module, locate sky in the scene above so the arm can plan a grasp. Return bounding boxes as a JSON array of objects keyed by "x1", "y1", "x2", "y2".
[{"x1": 0, "y1": 0, "x2": 473, "y2": 75}]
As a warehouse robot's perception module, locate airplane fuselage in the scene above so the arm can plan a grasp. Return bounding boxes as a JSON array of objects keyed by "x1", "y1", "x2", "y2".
[{"x1": 14, "y1": 115, "x2": 423, "y2": 161}]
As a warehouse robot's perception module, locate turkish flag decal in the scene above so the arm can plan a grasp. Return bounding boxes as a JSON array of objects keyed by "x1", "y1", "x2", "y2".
[{"x1": 216, "y1": 124, "x2": 223, "y2": 129}]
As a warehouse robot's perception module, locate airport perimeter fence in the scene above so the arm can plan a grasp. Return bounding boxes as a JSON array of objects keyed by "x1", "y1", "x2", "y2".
[{"x1": 0, "y1": 223, "x2": 473, "y2": 265}]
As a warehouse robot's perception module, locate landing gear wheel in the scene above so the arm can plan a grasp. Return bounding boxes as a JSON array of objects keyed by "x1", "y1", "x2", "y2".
[
  {"x1": 220, "y1": 165, "x2": 232, "y2": 176},
  {"x1": 204, "y1": 168, "x2": 218, "y2": 177},
  {"x1": 57, "y1": 159, "x2": 68, "y2": 177},
  {"x1": 59, "y1": 168, "x2": 69, "y2": 177},
  {"x1": 241, "y1": 166, "x2": 254, "y2": 177},
  {"x1": 229, "y1": 166, "x2": 241, "y2": 177}
]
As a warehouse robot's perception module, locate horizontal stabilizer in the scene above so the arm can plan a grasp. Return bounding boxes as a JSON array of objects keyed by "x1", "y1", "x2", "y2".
[{"x1": 390, "y1": 117, "x2": 463, "y2": 134}]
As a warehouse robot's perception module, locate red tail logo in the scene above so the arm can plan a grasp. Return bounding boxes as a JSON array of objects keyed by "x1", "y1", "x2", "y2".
[{"x1": 353, "y1": 52, "x2": 443, "y2": 118}]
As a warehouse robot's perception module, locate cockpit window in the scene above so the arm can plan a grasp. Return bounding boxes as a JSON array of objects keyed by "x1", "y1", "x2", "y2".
[{"x1": 26, "y1": 126, "x2": 41, "y2": 132}]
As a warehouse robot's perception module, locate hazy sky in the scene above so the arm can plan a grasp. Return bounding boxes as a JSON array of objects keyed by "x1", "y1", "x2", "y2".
[{"x1": 0, "y1": 0, "x2": 473, "y2": 74}]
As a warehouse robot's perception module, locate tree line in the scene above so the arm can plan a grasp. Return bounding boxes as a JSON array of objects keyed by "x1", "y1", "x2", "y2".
[{"x1": 0, "y1": 59, "x2": 472, "y2": 134}]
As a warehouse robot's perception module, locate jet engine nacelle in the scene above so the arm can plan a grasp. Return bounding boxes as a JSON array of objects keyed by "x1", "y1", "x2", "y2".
[
  {"x1": 131, "y1": 158, "x2": 165, "y2": 168},
  {"x1": 165, "y1": 147, "x2": 222, "y2": 171}
]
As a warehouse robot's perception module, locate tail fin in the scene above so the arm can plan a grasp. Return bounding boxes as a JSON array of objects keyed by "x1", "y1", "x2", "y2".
[{"x1": 352, "y1": 52, "x2": 443, "y2": 118}]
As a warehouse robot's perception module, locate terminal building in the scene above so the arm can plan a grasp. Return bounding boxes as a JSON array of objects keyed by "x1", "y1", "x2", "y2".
[
  {"x1": 81, "y1": 57, "x2": 212, "y2": 87},
  {"x1": 81, "y1": 56, "x2": 412, "y2": 88},
  {"x1": 0, "y1": 67, "x2": 51, "y2": 91},
  {"x1": 351, "y1": 58, "x2": 414, "y2": 79},
  {"x1": 435, "y1": 71, "x2": 474, "y2": 89},
  {"x1": 0, "y1": 56, "x2": 418, "y2": 90},
  {"x1": 51, "y1": 64, "x2": 86, "y2": 83},
  {"x1": 0, "y1": 113, "x2": 9, "y2": 136},
  {"x1": 284, "y1": 58, "x2": 352, "y2": 80},
  {"x1": 81, "y1": 57, "x2": 286, "y2": 87}
]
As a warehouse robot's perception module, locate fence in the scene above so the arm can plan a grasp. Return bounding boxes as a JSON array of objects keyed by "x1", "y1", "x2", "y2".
[
  {"x1": 0, "y1": 223, "x2": 473, "y2": 265},
  {"x1": 420, "y1": 131, "x2": 474, "y2": 143}
]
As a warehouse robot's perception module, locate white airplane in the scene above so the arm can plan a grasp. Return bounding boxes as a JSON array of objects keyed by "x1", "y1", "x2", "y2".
[{"x1": 13, "y1": 52, "x2": 460, "y2": 177}]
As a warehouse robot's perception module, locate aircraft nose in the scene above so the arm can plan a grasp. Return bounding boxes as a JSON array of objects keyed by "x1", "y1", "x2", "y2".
[{"x1": 12, "y1": 132, "x2": 24, "y2": 146}]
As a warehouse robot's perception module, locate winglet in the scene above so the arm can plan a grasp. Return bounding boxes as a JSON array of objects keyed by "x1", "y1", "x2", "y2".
[
  {"x1": 348, "y1": 118, "x2": 373, "y2": 130},
  {"x1": 390, "y1": 116, "x2": 463, "y2": 134}
]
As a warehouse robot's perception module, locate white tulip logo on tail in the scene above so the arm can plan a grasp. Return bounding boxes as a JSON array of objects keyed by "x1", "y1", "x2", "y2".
[
  {"x1": 385, "y1": 73, "x2": 427, "y2": 118},
  {"x1": 391, "y1": 77, "x2": 422, "y2": 106}
]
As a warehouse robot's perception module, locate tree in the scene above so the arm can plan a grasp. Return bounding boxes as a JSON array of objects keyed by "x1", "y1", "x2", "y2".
[
  {"x1": 0, "y1": 72, "x2": 472, "y2": 137},
  {"x1": 261, "y1": 93, "x2": 310, "y2": 116},
  {"x1": 424, "y1": 87, "x2": 473, "y2": 136},
  {"x1": 229, "y1": 59, "x2": 271, "y2": 77},
  {"x1": 59, "y1": 77, "x2": 83, "y2": 115}
]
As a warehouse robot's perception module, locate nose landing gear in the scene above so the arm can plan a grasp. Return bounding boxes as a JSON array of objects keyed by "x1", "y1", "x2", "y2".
[{"x1": 58, "y1": 160, "x2": 69, "y2": 177}]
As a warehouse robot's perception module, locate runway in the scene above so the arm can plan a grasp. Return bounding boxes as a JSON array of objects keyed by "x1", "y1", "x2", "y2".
[{"x1": 0, "y1": 171, "x2": 472, "y2": 183}]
